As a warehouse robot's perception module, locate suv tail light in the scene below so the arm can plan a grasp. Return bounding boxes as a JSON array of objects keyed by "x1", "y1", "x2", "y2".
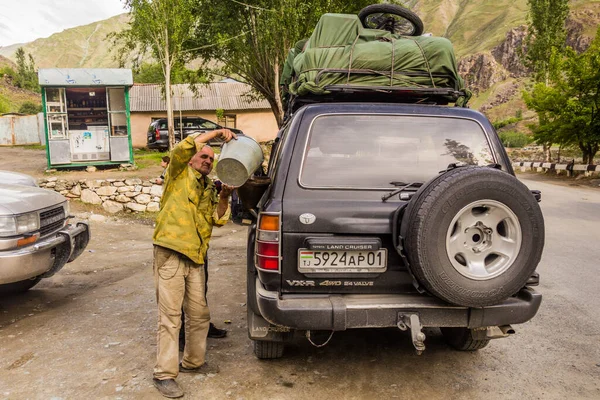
[
  {"x1": 256, "y1": 213, "x2": 280, "y2": 271},
  {"x1": 155, "y1": 127, "x2": 160, "y2": 141}
]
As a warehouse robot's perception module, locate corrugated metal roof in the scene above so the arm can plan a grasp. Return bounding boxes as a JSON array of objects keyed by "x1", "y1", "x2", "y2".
[{"x1": 129, "y1": 82, "x2": 271, "y2": 112}]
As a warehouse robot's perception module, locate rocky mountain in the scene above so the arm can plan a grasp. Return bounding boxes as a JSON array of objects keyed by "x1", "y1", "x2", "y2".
[{"x1": 410, "y1": 0, "x2": 600, "y2": 120}]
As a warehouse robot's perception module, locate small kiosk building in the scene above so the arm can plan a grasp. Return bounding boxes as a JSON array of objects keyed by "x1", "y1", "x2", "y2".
[{"x1": 39, "y1": 68, "x2": 134, "y2": 168}]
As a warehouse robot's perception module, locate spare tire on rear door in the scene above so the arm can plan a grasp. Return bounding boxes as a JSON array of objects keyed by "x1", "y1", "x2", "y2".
[{"x1": 399, "y1": 166, "x2": 544, "y2": 307}]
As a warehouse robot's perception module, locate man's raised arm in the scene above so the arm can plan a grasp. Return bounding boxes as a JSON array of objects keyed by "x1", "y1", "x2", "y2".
[{"x1": 167, "y1": 129, "x2": 237, "y2": 179}]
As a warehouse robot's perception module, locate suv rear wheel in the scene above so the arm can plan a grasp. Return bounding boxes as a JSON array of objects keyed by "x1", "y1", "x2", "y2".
[
  {"x1": 253, "y1": 340, "x2": 284, "y2": 359},
  {"x1": 441, "y1": 327, "x2": 490, "y2": 351}
]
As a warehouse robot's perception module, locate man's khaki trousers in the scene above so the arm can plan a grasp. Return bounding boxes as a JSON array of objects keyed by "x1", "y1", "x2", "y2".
[{"x1": 153, "y1": 246, "x2": 210, "y2": 380}]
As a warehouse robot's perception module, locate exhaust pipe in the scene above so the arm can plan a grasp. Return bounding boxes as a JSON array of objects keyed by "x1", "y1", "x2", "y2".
[
  {"x1": 485, "y1": 325, "x2": 515, "y2": 339},
  {"x1": 499, "y1": 325, "x2": 515, "y2": 335}
]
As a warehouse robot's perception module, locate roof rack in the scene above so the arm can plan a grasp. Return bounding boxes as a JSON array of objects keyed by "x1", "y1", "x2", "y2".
[{"x1": 284, "y1": 68, "x2": 469, "y2": 118}]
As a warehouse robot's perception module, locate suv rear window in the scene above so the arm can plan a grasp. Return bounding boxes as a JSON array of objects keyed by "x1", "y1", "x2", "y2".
[
  {"x1": 174, "y1": 119, "x2": 219, "y2": 129},
  {"x1": 300, "y1": 114, "x2": 494, "y2": 188}
]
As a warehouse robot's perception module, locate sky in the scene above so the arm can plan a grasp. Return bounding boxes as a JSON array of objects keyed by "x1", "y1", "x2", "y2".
[{"x1": 0, "y1": 0, "x2": 127, "y2": 47}]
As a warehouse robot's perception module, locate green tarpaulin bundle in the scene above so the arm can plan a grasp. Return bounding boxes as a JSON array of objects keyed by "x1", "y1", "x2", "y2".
[{"x1": 283, "y1": 13, "x2": 469, "y2": 105}]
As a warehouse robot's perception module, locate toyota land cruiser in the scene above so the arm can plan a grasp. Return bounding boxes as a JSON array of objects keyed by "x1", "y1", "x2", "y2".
[
  {"x1": 240, "y1": 100, "x2": 544, "y2": 359},
  {"x1": 239, "y1": 7, "x2": 544, "y2": 359}
]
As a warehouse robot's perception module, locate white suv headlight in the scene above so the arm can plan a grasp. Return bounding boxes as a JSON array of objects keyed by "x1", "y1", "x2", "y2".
[
  {"x1": 0, "y1": 216, "x2": 17, "y2": 237},
  {"x1": 15, "y1": 212, "x2": 40, "y2": 235}
]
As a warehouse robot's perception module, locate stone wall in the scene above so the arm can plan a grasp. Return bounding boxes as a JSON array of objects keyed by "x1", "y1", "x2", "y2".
[{"x1": 38, "y1": 177, "x2": 163, "y2": 214}]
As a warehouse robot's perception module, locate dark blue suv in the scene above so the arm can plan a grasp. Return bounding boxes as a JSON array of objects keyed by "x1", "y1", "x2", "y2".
[{"x1": 146, "y1": 117, "x2": 243, "y2": 151}]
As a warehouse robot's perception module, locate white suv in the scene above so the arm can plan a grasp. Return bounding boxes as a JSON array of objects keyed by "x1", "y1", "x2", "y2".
[{"x1": 0, "y1": 171, "x2": 90, "y2": 294}]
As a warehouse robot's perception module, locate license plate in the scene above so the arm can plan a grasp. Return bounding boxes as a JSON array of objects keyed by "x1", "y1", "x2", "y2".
[{"x1": 298, "y1": 249, "x2": 387, "y2": 273}]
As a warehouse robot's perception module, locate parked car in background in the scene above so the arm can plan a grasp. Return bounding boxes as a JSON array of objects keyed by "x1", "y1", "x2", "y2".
[
  {"x1": 0, "y1": 171, "x2": 90, "y2": 295},
  {"x1": 147, "y1": 117, "x2": 244, "y2": 151}
]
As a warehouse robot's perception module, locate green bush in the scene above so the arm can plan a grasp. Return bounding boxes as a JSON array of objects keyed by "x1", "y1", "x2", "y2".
[
  {"x1": 0, "y1": 66, "x2": 16, "y2": 79},
  {"x1": 18, "y1": 101, "x2": 42, "y2": 114},
  {"x1": 493, "y1": 116, "x2": 522, "y2": 130},
  {"x1": 0, "y1": 94, "x2": 11, "y2": 114},
  {"x1": 498, "y1": 131, "x2": 532, "y2": 148}
]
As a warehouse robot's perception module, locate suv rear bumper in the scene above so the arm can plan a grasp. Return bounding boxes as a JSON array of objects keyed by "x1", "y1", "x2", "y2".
[
  {"x1": 147, "y1": 139, "x2": 168, "y2": 150},
  {"x1": 256, "y1": 279, "x2": 542, "y2": 330}
]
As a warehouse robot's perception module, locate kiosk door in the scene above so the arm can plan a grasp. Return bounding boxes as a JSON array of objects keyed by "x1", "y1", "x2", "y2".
[{"x1": 107, "y1": 87, "x2": 130, "y2": 162}]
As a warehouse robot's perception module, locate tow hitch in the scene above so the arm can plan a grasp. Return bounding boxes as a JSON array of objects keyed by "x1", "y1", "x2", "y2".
[{"x1": 397, "y1": 313, "x2": 426, "y2": 355}]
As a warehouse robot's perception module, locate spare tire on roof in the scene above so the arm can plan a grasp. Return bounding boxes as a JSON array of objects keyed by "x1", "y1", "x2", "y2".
[
  {"x1": 358, "y1": 4, "x2": 424, "y2": 36},
  {"x1": 398, "y1": 166, "x2": 544, "y2": 307}
]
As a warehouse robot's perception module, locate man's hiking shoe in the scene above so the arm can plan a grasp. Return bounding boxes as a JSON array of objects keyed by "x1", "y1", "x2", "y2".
[
  {"x1": 179, "y1": 362, "x2": 220, "y2": 374},
  {"x1": 153, "y1": 378, "x2": 184, "y2": 398},
  {"x1": 208, "y1": 323, "x2": 227, "y2": 338}
]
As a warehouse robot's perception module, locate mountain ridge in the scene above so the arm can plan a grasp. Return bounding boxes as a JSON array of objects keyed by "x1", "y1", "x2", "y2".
[
  {"x1": 0, "y1": 14, "x2": 128, "y2": 69},
  {"x1": 1, "y1": 2, "x2": 599, "y2": 119}
]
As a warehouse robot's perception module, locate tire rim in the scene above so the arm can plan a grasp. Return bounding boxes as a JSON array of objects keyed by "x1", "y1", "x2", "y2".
[{"x1": 446, "y1": 199, "x2": 522, "y2": 280}]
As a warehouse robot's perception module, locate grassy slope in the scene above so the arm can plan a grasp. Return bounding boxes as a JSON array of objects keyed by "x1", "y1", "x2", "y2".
[
  {"x1": 0, "y1": 14, "x2": 129, "y2": 68},
  {"x1": 412, "y1": 0, "x2": 529, "y2": 57},
  {"x1": 571, "y1": 0, "x2": 600, "y2": 36},
  {"x1": 0, "y1": 83, "x2": 41, "y2": 113},
  {"x1": 0, "y1": 55, "x2": 15, "y2": 69},
  {"x1": 0, "y1": 56, "x2": 41, "y2": 113}
]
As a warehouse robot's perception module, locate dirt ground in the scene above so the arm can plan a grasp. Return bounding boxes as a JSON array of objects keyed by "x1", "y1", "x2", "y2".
[
  {"x1": 0, "y1": 147, "x2": 599, "y2": 399},
  {"x1": 0, "y1": 146, "x2": 164, "y2": 181},
  {"x1": 0, "y1": 208, "x2": 255, "y2": 399}
]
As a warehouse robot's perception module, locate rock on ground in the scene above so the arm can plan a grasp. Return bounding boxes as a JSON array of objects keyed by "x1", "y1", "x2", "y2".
[
  {"x1": 102, "y1": 200, "x2": 124, "y2": 214},
  {"x1": 81, "y1": 189, "x2": 102, "y2": 205},
  {"x1": 126, "y1": 202, "x2": 147, "y2": 212}
]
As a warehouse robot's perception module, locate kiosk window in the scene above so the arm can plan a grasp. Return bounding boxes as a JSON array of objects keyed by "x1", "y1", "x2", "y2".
[{"x1": 45, "y1": 88, "x2": 68, "y2": 138}]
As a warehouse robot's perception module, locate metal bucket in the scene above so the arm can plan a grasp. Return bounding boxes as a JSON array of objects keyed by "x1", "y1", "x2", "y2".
[{"x1": 216, "y1": 136, "x2": 264, "y2": 186}]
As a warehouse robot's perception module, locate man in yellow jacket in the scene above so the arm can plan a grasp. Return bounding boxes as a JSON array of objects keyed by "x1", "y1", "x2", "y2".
[{"x1": 152, "y1": 129, "x2": 236, "y2": 398}]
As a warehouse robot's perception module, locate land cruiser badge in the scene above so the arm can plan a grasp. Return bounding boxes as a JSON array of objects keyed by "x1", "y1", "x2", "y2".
[{"x1": 300, "y1": 213, "x2": 316, "y2": 224}]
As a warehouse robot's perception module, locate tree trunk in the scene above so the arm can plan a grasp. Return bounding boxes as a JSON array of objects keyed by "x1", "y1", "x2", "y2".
[
  {"x1": 543, "y1": 142, "x2": 552, "y2": 162},
  {"x1": 272, "y1": 55, "x2": 285, "y2": 128},
  {"x1": 579, "y1": 142, "x2": 593, "y2": 165},
  {"x1": 164, "y1": 29, "x2": 175, "y2": 151},
  {"x1": 269, "y1": 98, "x2": 284, "y2": 128}
]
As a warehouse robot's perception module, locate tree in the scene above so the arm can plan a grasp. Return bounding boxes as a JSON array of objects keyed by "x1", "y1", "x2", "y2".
[
  {"x1": 523, "y1": 0, "x2": 569, "y2": 84},
  {"x1": 133, "y1": 61, "x2": 207, "y2": 84},
  {"x1": 112, "y1": 0, "x2": 199, "y2": 150},
  {"x1": 522, "y1": 0, "x2": 569, "y2": 161},
  {"x1": 133, "y1": 62, "x2": 165, "y2": 84},
  {"x1": 186, "y1": 0, "x2": 381, "y2": 127},
  {"x1": 524, "y1": 29, "x2": 600, "y2": 164},
  {"x1": 14, "y1": 47, "x2": 39, "y2": 92}
]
